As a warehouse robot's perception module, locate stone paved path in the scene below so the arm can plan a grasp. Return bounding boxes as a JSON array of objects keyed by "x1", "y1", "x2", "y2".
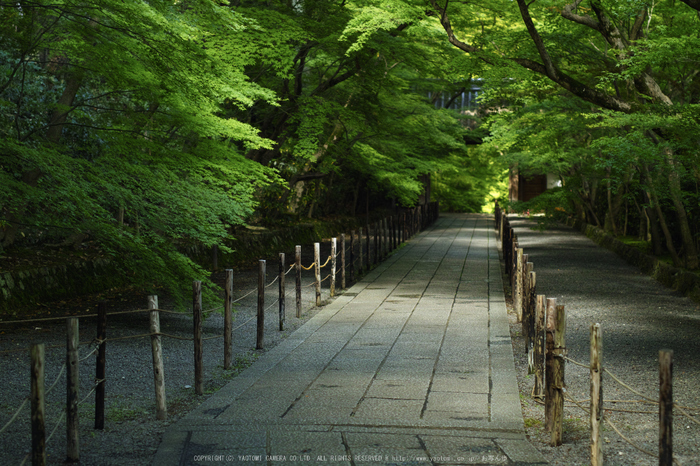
[{"x1": 153, "y1": 214, "x2": 546, "y2": 465}]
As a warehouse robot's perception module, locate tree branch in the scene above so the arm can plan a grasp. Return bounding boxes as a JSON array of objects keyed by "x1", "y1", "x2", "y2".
[
  {"x1": 516, "y1": 0, "x2": 558, "y2": 80},
  {"x1": 428, "y1": 0, "x2": 481, "y2": 55},
  {"x1": 561, "y1": 1, "x2": 600, "y2": 30}
]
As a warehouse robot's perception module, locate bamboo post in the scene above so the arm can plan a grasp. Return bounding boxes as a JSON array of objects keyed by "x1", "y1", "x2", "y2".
[
  {"x1": 349, "y1": 230, "x2": 355, "y2": 283},
  {"x1": 314, "y1": 243, "x2": 321, "y2": 306},
  {"x1": 295, "y1": 245, "x2": 302, "y2": 318},
  {"x1": 193, "y1": 281, "x2": 203, "y2": 395},
  {"x1": 330, "y1": 238, "x2": 337, "y2": 297},
  {"x1": 95, "y1": 301, "x2": 106, "y2": 429},
  {"x1": 257, "y1": 260, "x2": 266, "y2": 349},
  {"x1": 66, "y1": 317, "x2": 79, "y2": 462},
  {"x1": 279, "y1": 253, "x2": 285, "y2": 331},
  {"x1": 31, "y1": 343, "x2": 46, "y2": 466},
  {"x1": 148, "y1": 295, "x2": 166, "y2": 420},
  {"x1": 659, "y1": 349, "x2": 673, "y2": 466},
  {"x1": 590, "y1": 323, "x2": 603, "y2": 466},
  {"x1": 224, "y1": 269, "x2": 233, "y2": 369},
  {"x1": 533, "y1": 295, "x2": 546, "y2": 394},
  {"x1": 341, "y1": 233, "x2": 346, "y2": 289}
]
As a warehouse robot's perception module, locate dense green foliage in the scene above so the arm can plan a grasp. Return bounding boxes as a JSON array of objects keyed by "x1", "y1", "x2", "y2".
[
  {"x1": 12, "y1": 0, "x2": 697, "y2": 307},
  {"x1": 420, "y1": 0, "x2": 700, "y2": 269},
  {"x1": 0, "y1": 0, "x2": 497, "y2": 307}
]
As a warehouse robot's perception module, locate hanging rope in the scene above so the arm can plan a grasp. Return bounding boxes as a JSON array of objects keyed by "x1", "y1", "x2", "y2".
[
  {"x1": 0, "y1": 398, "x2": 29, "y2": 434},
  {"x1": 300, "y1": 261, "x2": 315, "y2": 271},
  {"x1": 318, "y1": 255, "x2": 332, "y2": 269},
  {"x1": 232, "y1": 288, "x2": 256, "y2": 303}
]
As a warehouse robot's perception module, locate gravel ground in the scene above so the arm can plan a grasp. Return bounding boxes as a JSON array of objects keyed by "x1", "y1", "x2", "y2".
[
  {"x1": 505, "y1": 216, "x2": 700, "y2": 466},
  {"x1": 0, "y1": 239, "x2": 370, "y2": 465}
]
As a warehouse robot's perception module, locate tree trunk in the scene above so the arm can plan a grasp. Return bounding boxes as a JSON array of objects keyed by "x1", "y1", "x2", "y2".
[
  {"x1": 604, "y1": 166, "x2": 633, "y2": 236},
  {"x1": 46, "y1": 71, "x2": 83, "y2": 144},
  {"x1": 664, "y1": 150, "x2": 699, "y2": 269},
  {"x1": 642, "y1": 192, "x2": 665, "y2": 256},
  {"x1": 643, "y1": 164, "x2": 682, "y2": 266}
]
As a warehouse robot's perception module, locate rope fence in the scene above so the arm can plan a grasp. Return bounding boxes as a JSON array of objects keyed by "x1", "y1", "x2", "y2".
[
  {"x1": 1, "y1": 207, "x2": 442, "y2": 464},
  {"x1": 496, "y1": 200, "x2": 690, "y2": 465}
]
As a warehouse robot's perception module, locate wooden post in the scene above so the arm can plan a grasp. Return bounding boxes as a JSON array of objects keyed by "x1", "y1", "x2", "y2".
[
  {"x1": 31, "y1": 343, "x2": 46, "y2": 466},
  {"x1": 388, "y1": 216, "x2": 393, "y2": 252},
  {"x1": 95, "y1": 301, "x2": 106, "y2": 430},
  {"x1": 279, "y1": 253, "x2": 285, "y2": 331},
  {"x1": 545, "y1": 297, "x2": 555, "y2": 432},
  {"x1": 66, "y1": 318, "x2": 79, "y2": 463},
  {"x1": 330, "y1": 238, "x2": 337, "y2": 297},
  {"x1": 533, "y1": 295, "x2": 546, "y2": 395},
  {"x1": 373, "y1": 222, "x2": 378, "y2": 265},
  {"x1": 257, "y1": 260, "x2": 265, "y2": 349},
  {"x1": 224, "y1": 269, "x2": 233, "y2": 370},
  {"x1": 358, "y1": 227, "x2": 363, "y2": 274},
  {"x1": 504, "y1": 227, "x2": 511, "y2": 278},
  {"x1": 380, "y1": 218, "x2": 385, "y2": 258},
  {"x1": 525, "y1": 268, "x2": 536, "y2": 354},
  {"x1": 365, "y1": 224, "x2": 370, "y2": 268},
  {"x1": 148, "y1": 296, "x2": 166, "y2": 420},
  {"x1": 545, "y1": 300, "x2": 565, "y2": 446},
  {"x1": 521, "y1": 255, "x2": 529, "y2": 326},
  {"x1": 341, "y1": 233, "x2": 346, "y2": 289},
  {"x1": 382, "y1": 218, "x2": 388, "y2": 258},
  {"x1": 515, "y1": 249, "x2": 524, "y2": 323},
  {"x1": 402, "y1": 212, "x2": 406, "y2": 242},
  {"x1": 314, "y1": 243, "x2": 321, "y2": 306},
  {"x1": 659, "y1": 349, "x2": 673, "y2": 466},
  {"x1": 511, "y1": 242, "x2": 518, "y2": 293},
  {"x1": 193, "y1": 281, "x2": 203, "y2": 395},
  {"x1": 590, "y1": 323, "x2": 603, "y2": 466},
  {"x1": 349, "y1": 230, "x2": 355, "y2": 283},
  {"x1": 499, "y1": 212, "x2": 505, "y2": 245},
  {"x1": 295, "y1": 246, "x2": 302, "y2": 318}
]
